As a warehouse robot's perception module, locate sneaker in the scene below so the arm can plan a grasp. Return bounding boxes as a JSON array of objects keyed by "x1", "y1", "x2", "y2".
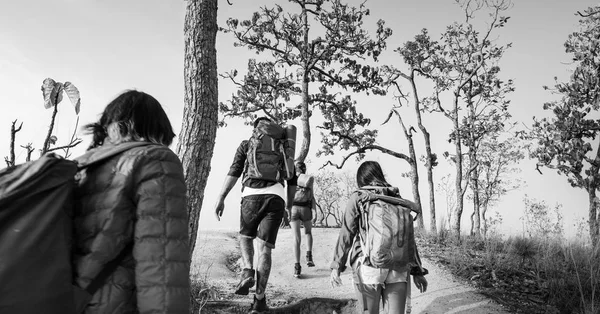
[
  {"x1": 249, "y1": 295, "x2": 269, "y2": 314},
  {"x1": 306, "y1": 252, "x2": 315, "y2": 267},
  {"x1": 294, "y1": 263, "x2": 301, "y2": 278},
  {"x1": 235, "y1": 268, "x2": 255, "y2": 295}
]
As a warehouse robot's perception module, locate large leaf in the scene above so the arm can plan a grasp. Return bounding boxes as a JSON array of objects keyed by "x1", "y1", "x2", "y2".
[
  {"x1": 41, "y1": 78, "x2": 56, "y2": 109},
  {"x1": 63, "y1": 81, "x2": 81, "y2": 114},
  {"x1": 41, "y1": 78, "x2": 63, "y2": 109}
]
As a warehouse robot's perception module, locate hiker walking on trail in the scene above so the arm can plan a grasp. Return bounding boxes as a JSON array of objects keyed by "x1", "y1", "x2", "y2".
[
  {"x1": 72, "y1": 90, "x2": 190, "y2": 313},
  {"x1": 289, "y1": 161, "x2": 317, "y2": 278},
  {"x1": 214, "y1": 117, "x2": 297, "y2": 314},
  {"x1": 329, "y1": 161, "x2": 428, "y2": 314}
]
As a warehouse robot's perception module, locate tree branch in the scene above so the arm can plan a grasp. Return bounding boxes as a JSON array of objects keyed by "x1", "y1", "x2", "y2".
[
  {"x1": 20, "y1": 143, "x2": 34, "y2": 162},
  {"x1": 578, "y1": 10, "x2": 600, "y2": 17},
  {"x1": 321, "y1": 144, "x2": 412, "y2": 170},
  {"x1": 46, "y1": 140, "x2": 83, "y2": 153},
  {"x1": 7, "y1": 120, "x2": 23, "y2": 167}
]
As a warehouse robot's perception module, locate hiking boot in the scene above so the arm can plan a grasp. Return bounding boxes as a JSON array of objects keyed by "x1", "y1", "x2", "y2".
[
  {"x1": 294, "y1": 263, "x2": 301, "y2": 278},
  {"x1": 235, "y1": 268, "x2": 255, "y2": 295},
  {"x1": 249, "y1": 295, "x2": 269, "y2": 314},
  {"x1": 306, "y1": 251, "x2": 315, "y2": 267}
]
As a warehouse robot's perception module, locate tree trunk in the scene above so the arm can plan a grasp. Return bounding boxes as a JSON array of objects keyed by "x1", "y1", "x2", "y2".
[
  {"x1": 588, "y1": 138, "x2": 600, "y2": 247},
  {"x1": 589, "y1": 195, "x2": 600, "y2": 247},
  {"x1": 424, "y1": 147, "x2": 436, "y2": 233},
  {"x1": 409, "y1": 74, "x2": 436, "y2": 233},
  {"x1": 589, "y1": 189, "x2": 600, "y2": 247},
  {"x1": 395, "y1": 111, "x2": 424, "y2": 229},
  {"x1": 408, "y1": 155, "x2": 424, "y2": 230},
  {"x1": 470, "y1": 152, "x2": 481, "y2": 236},
  {"x1": 178, "y1": 0, "x2": 218, "y2": 259},
  {"x1": 295, "y1": 3, "x2": 311, "y2": 163},
  {"x1": 451, "y1": 114, "x2": 464, "y2": 237},
  {"x1": 297, "y1": 72, "x2": 310, "y2": 163}
]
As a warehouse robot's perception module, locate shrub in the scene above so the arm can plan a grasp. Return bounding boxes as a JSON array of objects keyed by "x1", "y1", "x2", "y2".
[{"x1": 506, "y1": 236, "x2": 537, "y2": 267}]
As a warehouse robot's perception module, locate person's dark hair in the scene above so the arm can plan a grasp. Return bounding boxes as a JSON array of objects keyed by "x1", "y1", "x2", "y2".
[
  {"x1": 253, "y1": 117, "x2": 272, "y2": 128},
  {"x1": 295, "y1": 161, "x2": 306, "y2": 174},
  {"x1": 85, "y1": 90, "x2": 175, "y2": 149},
  {"x1": 356, "y1": 161, "x2": 391, "y2": 188}
]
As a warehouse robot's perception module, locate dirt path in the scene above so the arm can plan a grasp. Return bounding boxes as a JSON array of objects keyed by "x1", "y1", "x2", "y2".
[{"x1": 192, "y1": 228, "x2": 511, "y2": 313}]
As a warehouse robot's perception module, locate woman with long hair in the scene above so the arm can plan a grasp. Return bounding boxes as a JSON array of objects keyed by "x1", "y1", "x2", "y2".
[
  {"x1": 72, "y1": 90, "x2": 190, "y2": 313},
  {"x1": 330, "y1": 161, "x2": 428, "y2": 314}
]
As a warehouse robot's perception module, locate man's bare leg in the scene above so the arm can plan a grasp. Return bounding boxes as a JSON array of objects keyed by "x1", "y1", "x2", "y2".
[
  {"x1": 240, "y1": 236, "x2": 254, "y2": 269},
  {"x1": 234, "y1": 236, "x2": 256, "y2": 295},
  {"x1": 255, "y1": 240, "x2": 272, "y2": 299}
]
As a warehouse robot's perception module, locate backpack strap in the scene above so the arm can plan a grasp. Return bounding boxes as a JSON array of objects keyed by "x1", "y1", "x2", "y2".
[
  {"x1": 354, "y1": 190, "x2": 371, "y2": 265},
  {"x1": 358, "y1": 187, "x2": 421, "y2": 221},
  {"x1": 84, "y1": 242, "x2": 134, "y2": 295}
]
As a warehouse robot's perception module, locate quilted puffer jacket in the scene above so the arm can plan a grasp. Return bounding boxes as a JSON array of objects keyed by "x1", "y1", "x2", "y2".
[{"x1": 72, "y1": 142, "x2": 190, "y2": 314}]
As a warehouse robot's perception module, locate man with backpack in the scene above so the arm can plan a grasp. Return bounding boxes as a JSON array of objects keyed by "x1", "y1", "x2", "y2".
[
  {"x1": 214, "y1": 117, "x2": 297, "y2": 314},
  {"x1": 289, "y1": 161, "x2": 317, "y2": 278}
]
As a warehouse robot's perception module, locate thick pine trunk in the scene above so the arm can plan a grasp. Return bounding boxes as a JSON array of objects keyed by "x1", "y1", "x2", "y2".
[{"x1": 178, "y1": 0, "x2": 218, "y2": 259}]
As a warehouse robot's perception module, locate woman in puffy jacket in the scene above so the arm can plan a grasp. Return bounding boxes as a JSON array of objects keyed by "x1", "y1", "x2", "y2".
[
  {"x1": 329, "y1": 161, "x2": 428, "y2": 314},
  {"x1": 72, "y1": 90, "x2": 190, "y2": 314}
]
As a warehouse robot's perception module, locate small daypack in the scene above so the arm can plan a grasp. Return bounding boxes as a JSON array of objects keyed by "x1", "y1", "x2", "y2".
[
  {"x1": 0, "y1": 142, "x2": 149, "y2": 314},
  {"x1": 244, "y1": 120, "x2": 296, "y2": 184},
  {"x1": 357, "y1": 187, "x2": 421, "y2": 270},
  {"x1": 293, "y1": 173, "x2": 314, "y2": 207}
]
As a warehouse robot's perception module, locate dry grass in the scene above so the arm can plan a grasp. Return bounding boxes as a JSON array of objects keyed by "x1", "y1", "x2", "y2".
[{"x1": 418, "y1": 229, "x2": 600, "y2": 314}]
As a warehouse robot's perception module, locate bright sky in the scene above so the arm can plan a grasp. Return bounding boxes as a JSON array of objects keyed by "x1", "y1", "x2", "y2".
[{"x1": 1, "y1": 0, "x2": 598, "y2": 239}]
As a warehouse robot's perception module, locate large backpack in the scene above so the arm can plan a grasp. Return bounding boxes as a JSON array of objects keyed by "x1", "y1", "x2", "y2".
[
  {"x1": 293, "y1": 173, "x2": 314, "y2": 207},
  {"x1": 356, "y1": 187, "x2": 421, "y2": 269},
  {"x1": 243, "y1": 120, "x2": 296, "y2": 184},
  {"x1": 0, "y1": 142, "x2": 148, "y2": 314}
]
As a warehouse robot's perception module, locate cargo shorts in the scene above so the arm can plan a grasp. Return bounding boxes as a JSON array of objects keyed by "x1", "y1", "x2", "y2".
[{"x1": 239, "y1": 194, "x2": 285, "y2": 249}]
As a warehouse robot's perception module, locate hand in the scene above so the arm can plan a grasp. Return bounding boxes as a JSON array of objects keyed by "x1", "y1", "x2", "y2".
[
  {"x1": 413, "y1": 275, "x2": 428, "y2": 293},
  {"x1": 214, "y1": 198, "x2": 225, "y2": 221},
  {"x1": 330, "y1": 269, "x2": 342, "y2": 288},
  {"x1": 280, "y1": 210, "x2": 290, "y2": 228}
]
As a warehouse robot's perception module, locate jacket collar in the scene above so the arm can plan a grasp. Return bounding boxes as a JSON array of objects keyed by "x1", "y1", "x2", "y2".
[
  {"x1": 74, "y1": 141, "x2": 153, "y2": 169},
  {"x1": 358, "y1": 185, "x2": 400, "y2": 197}
]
